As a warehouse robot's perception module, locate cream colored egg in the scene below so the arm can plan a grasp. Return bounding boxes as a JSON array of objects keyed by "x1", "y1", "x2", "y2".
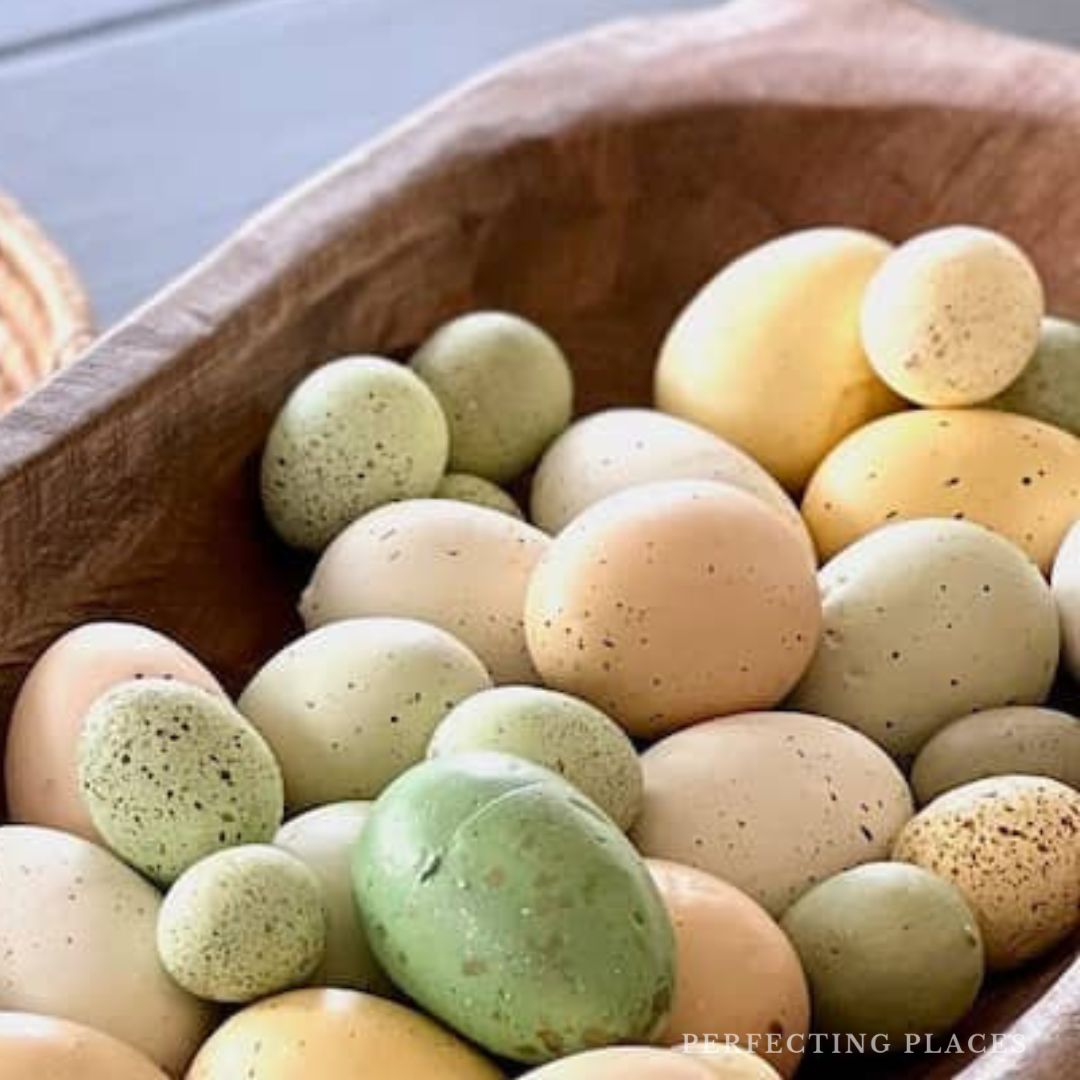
[
  {"x1": 0, "y1": 825, "x2": 214, "y2": 1074},
  {"x1": 802, "y1": 408, "x2": 1080, "y2": 571},
  {"x1": 525, "y1": 481, "x2": 820, "y2": 739},
  {"x1": 1051, "y1": 519, "x2": 1080, "y2": 680},
  {"x1": 4, "y1": 622, "x2": 222, "y2": 842},
  {"x1": 524, "y1": 1047, "x2": 722, "y2": 1079},
  {"x1": 677, "y1": 1046, "x2": 784, "y2": 1079},
  {"x1": 861, "y1": 226, "x2": 1043, "y2": 406},
  {"x1": 632, "y1": 713, "x2": 913, "y2": 916},
  {"x1": 655, "y1": 228, "x2": 901, "y2": 492},
  {"x1": 893, "y1": 775, "x2": 1080, "y2": 969},
  {"x1": 790, "y1": 520, "x2": 1059, "y2": 763},
  {"x1": 300, "y1": 500, "x2": 549, "y2": 683}
]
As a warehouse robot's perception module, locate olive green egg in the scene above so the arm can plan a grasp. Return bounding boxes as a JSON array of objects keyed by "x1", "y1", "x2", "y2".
[
  {"x1": 780, "y1": 862, "x2": 984, "y2": 1044},
  {"x1": 435, "y1": 473, "x2": 524, "y2": 518},
  {"x1": 352, "y1": 752, "x2": 675, "y2": 1063},
  {"x1": 991, "y1": 316, "x2": 1080, "y2": 434}
]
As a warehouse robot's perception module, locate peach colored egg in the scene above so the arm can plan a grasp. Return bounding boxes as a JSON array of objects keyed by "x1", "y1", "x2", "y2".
[
  {"x1": 524, "y1": 1046, "x2": 720, "y2": 1079},
  {"x1": 4, "y1": 622, "x2": 223, "y2": 842}
]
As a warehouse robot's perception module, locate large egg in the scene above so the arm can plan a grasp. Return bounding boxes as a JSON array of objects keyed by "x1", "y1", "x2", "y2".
[
  {"x1": 802, "y1": 408, "x2": 1080, "y2": 571},
  {"x1": 300, "y1": 500, "x2": 549, "y2": 683},
  {"x1": 655, "y1": 228, "x2": 901, "y2": 491},
  {"x1": 790, "y1": 520, "x2": 1059, "y2": 762},
  {"x1": 525, "y1": 481, "x2": 820, "y2": 739},
  {"x1": 186, "y1": 988, "x2": 502, "y2": 1079},
  {"x1": 523, "y1": 1047, "x2": 738, "y2": 1079},
  {"x1": 632, "y1": 713, "x2": 913, "y2": 915},
  {"x1": 353, "y1": 753, "x2": 676, "y2": 1064},
  {"x1": 4, "y1": 621, "x2": 222, "y2": 842},
  {"x1": 0, "y1": 825, "x2": 213, "y2": 1073}
]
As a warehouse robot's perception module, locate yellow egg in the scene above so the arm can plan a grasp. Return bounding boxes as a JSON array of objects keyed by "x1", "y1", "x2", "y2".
[
  {"x1": 185, "y1": 988, "x2": 502, "y2": 1079},
  {"x1": 802, "y1": 409, "x2": 1080, "y2": 571},
  {"x1": 655, "y1": 228, "x2": 902, "y2": 492}
]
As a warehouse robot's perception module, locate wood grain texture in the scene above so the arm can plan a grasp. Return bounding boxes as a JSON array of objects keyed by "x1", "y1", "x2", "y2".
[{"x1": 0, "y1": 0, "x2": 1076, "y2": 1075}]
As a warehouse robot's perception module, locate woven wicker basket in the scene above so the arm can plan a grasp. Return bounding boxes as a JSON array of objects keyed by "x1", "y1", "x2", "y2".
[{"x1": 0, "y1": 193, "x2": 93, "y2": 412}]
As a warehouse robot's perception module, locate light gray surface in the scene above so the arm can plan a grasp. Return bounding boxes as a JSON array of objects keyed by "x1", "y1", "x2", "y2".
[{"x1": 1, "y1": 0, "x2": 1078, "y2": 326}]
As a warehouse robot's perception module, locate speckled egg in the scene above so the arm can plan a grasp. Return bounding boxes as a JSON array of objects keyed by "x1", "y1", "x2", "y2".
[
  {"x1": 523, "y1": 1047, "x2": 727, "y2": 1079},
  {"x1": 992, "y1": 315, "x2": 1080, "y2": 433},
  {"x1": 892, "y1": 775, "x2": 1080, "y2": 969},
  {"x1": 790, "y1": 519, "x2": 1060, "y2": 762},
  {"x1": 428, "y1": 685, "x2": 643, "y2": 830},
  {"x1": 300, "y1": 499, "x2": 549, "y2": 683},
  {"x1": 647, "y1": 860, "x2": 808, "y2": 1078},
  {"x1": 780, "y1": 862, "x2": 983, "y2": 1043},
  {"x1": 411, "y1": 311, "x2": 573, "y2": 483},
  {"x1": 261, "y1": 355, "x2": 449, "y2": 551},
  {"x1": 860, "y1": 226, "x2": 1043, "y2": 406},
  {"x1": 78, "y1": 678, "x2": 284, "y2": 884},
  {"x1": 240, "y1": 618, "x2": 491, "y2": 808},
  {"x1": 632, "y1": 713, "x2": 913, "y2": 916},
  {"x1": 1051, "y1": 519, "x2": 1080, "y2": 680},
  {"x1": 186, "y1": 988, "x2": 503, "y2": 1079},
  {"x1": 528, "y1": 409, "x2": 810, "y2": 555},
  {"x1": 802, "y1": 408, "x2": 1080, "y2": 571},
  {"x1": 4, "y1": 621, "x2": 223, "y2": 843},
  {"x1": 0, "y1": 825, "x2": 213, "y2": 1074},
  {"x1": 436, "y1": 473, "x2": 524, "y2": 518},
  {"x1": 655, "y1": 228, "x2": 901, "y2": 491},
  {"x1": 353, "y1": 753, "x2": 676, "y2": 1064},
  {"x1": 525, "y1": 481, "x2": 820, "y2": 738},
  {"x1": 911, "y1": 707, "x2": 1080, "y2": 804},
  {"x1": 158, "y1": 845, "x2": 326, "y2": 1003}
]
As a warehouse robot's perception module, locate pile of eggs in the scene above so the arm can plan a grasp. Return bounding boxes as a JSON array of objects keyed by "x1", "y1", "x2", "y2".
[{"x1": 2, "y1": 224, "x2": 1080, "y2": 1080}]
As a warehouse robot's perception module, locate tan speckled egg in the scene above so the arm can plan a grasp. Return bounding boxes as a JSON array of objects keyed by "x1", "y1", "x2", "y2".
[
  {"x1": 3, "y1": 622, "x2": 223, "y2": 843},
  {"x1": 802, "y1": 409, "x2": 1080, "y2": 571},
  {"x1": 1051, "y1": 519, "x2": 1080, "y2": 680},
  {"x1": 632, "y1": 713, "x2": 913, "y2": 916},
  {"x1": 523, "y1": 1047, "x2": 725, "y2": 1079},
  {"x1": 525, "y1": 481, "x2": 821, "y2": 738},
  {"x1": 300, "y1": 500, "x2": 549, "y2": 683},
  {"x1": 647, "y1": 860, "x2": 808, "y2": 1079},
  {"x1": 861, "y1": 226, "x2": 1043, "y2": 406},
  {"x1": 892, "y1": 775, "x2": 1080, "y2": 970}
]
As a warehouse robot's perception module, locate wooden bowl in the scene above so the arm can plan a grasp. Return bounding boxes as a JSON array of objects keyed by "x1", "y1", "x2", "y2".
[{"x1": 0, "y1": 0, "x2": 1075, "y2": 1074}]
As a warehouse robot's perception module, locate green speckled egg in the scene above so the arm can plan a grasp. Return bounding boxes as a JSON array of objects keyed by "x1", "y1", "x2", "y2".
[
  {"x1": 435, "y1": 473, "x2": 524, "y2": 518},
  {"x1": 78, "y1": 679, "x2": 284, "y2": 884},
  {"x1": 411, "y1": 312, "x2": 573, "y2": 483},
  {"x1": 991, "y1": 316, "x2": 1080, "y2": 434},
  {"x1": 352, "y1": 753, "x2": 675, "y2": 1063},
  {"x1": 780, "y1": 862, "x2": 983, "y2": 1044},
  {"x1": 158, "y1": 845, "x2": 326, "y2": 1003},
  {"x1": 262, "y1": 356, "x2": 449, "y2": 550},
  {"x1": 428, "y1": 687, "x2": 642, "y2": 830}
]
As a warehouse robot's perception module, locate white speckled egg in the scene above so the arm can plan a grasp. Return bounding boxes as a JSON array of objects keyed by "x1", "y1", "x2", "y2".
[
  {"x1": 435, "y1": 473, "x2": 524, "y2": 518},
  {"x1": 1051, "y1": 519, "x2": 1080, "y2": 681},
  {"x1": 992, "y1": 315, "x2": 1080, "y2": 433}
]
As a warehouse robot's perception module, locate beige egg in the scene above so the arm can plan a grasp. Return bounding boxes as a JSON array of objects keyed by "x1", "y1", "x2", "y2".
[
  {"x1": 677, "y1": 1046, "x2": 783, "y2": 1079},
  {"x1": 790, "y1": 520, "x2": 1059, "y2": 763},
  {"x1": 861, "y1": 226, "x2": 1043, "y2": 406},
  {"x1": 632, "y1": 713, "x2": 913, "y2": 916},
  {"x1": 893, "y1": 775, "x2": 1080, "y2": 969},
  {"x1": 1051, "y1": 519, "x2": 1080, "y2": 680},
  {"x1": 300, "y1": 500, "x2": 549, "y2": 683},
  {"x1": 0, "y1": 825, "x2": 214, "y2": 1074},
  {"x1": 4, "y1": 622, "x2": 222, "y2": 842},
  {"x1": 524, "y1": 1047, "x2": 723, "y2": 1079},
  {"x1": 655, "y1": 227, "x2": 901, "y2": 492},
  {"x1": 802, "y1": 408, "x2": 1080, "y2": 571},
  {"x1": 525, "y1": 481, "x2": 820, "y2": 739},
  {"x1": 0, "y1": 1013, "x2": 168, "y2": 1080},
  {"x1": 647, "y1": 860, "x2": 808, "y2": 1079}
]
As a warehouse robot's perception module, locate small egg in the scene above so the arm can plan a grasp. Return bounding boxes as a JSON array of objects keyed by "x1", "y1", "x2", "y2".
[
  {"x1": 780, "y1": 863, "x2": 984, "y2": 1043},
  {"x1": 861, "y1": 226, "x2": 1043, "y2": 406},
  {"x1": 240, "y1": 618, "x2": 491, "y2": 808},
  {"x1": 647, "y1": 860, "x2": 808, "y2": 1078},
  {"x1": 186, "y1": 988, "x2": 503, "y2": 1079},
  {"x1": 523, "y1": 1046, "x2": 729, "y2": 1079},
  {"x1": 436, "y1": 473, "x2": 524, "y2": 518},
  {"x1": 992, "y1": 315, "x2": 1080, "y2": 433},
  {"x1": 911, "y1": 707, "x2": 1080, "y2": 804},
  {"x1": 274, "y1": 802, "x2": 393, "y2": 994},
  {"x1": 411, "y1": 311, "x2": 573, "y2": 483},
  {"x1": 261, "y1": 356, "x2": 449, "y2": 551},
  {"x1": 525, "y1": 481, "x2": 820, "y2": 738},
  {"x1": 1051, "y1": 519, "x2": 1080, "y2": 680},
  {"x1": 300, "y1": 499, "x2": 549, "y2": 683},
  {"x1": 78, "y1": 678, "x2": 284, "y2": 884},
  {"x1": 429, "y1": 685, "x2": 642, "y2": 830},
  {"x1": 3, "y1": 621, "x2": 222, "y2": 843},
  {"x1": 790, "y1": 519, "x2": 1059, "y2": 763},
  {"x1": 892, "y1": 775, "x2": 1080, "y2": 969},
  {"x1": 632, "y1": 712, "x2": 913, "y2": 916}
]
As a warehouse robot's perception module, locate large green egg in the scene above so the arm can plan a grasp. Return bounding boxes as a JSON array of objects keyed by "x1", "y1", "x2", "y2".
[{"x1": 352, "y1": 753, "x2": 675, "y2": 1063}]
